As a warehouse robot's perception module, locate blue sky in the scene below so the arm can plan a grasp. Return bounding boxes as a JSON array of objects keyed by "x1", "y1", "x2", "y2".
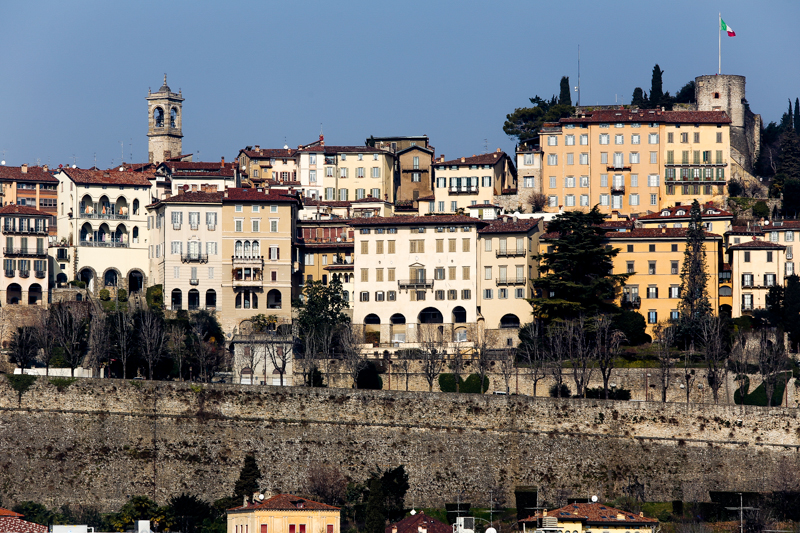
[{"x1": 1, "y1": 0, "x2": 797, "y2": 168}]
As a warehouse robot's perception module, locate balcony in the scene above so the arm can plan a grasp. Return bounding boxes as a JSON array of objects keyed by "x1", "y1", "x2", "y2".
[
  {"x1": 496, "y1": 277, "x2": 526, "y2": 286},
  {"x1": 495, "y1": 249, "x2": 526, "y2": 258},
  {"x1": 233, "y1": 255, "x2": 264, "y2": 266},
  {"x1": 182, "y1": 253, "x2": 209, "y2": 263},
  {"x1": 19, "y1": 270, "x2": 29, "y2": 278},
  {"x1": 190, "y1": 279, "x2": 199, "y2": 286},
  {"x1": 79, "y1": 240, "x2": 128, "y2": 248},
  {"x1": 4, "y1": 247, "x2": 47, "y2": 257},
  {"x1": 80, "y1": 212, "x2": 129, "y2": 221},
  {"x1": 233, "y1": 277, "x2": 263, "y2": 287},
  {"x1": 398, "y1": 279, "x2": 434, "y2": 289},
  {"x1": 35, "y1": 270, "x2": 46, "y2": 279},
  {"x1": 606, "y1": 165, "x2": 631, "y2": 172},
  {"x1": 448, "y1": 185, "x2": 478, "y2": 194},
  {"x1": 5, "y1": 270, "x2": 14, "y2": 278},
  {"x1": 611, "y1": 185, "x2": 625, "y2": 195},
  {"x1": 2, "y1": 226, "x2": 48, "y2": 235}
]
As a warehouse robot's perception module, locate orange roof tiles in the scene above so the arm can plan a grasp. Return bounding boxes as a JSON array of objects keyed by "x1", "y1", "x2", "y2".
[
  {"x1": 561, "y1": 108, "x2": 731, "y2": 125},
  {"x1": 228, "y1": 493, "x2": 339, "y2": 512},
  {"x1": 385, "y1": 512, "x2": 451, "y2": 533},
  {"x1": 61, "y1": 168, "x2": 153, "y2": 186},
  {"x1": 0, "y1": 204, "x2": 50, "y2": 216},
  {"x1": 0, "y1": 166, "x2": 58, "y2": 183},
  {"x1": 438, "y1": 152, "x2": 509, "y2": 166}
]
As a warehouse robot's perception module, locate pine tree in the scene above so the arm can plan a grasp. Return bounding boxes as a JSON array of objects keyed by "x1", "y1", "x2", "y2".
[
  {"x1": 363, "y1": 478, "x2": 387, "y2": 533},
  {"x1": 649, "y1": 64, "x2": 664, "y2": 109},
  {"x1": 631, "y1": 87, "x2": 648, "y2": 108},
  {"x1": 233, "y1": 454, "x2": 262, "y2": 504},
  {"x1": 533, "y1": 207, "x2": 630, "y2": 321},
  {"x1": 677, "y1": 200, "x2": 712, "y2": 344},
  {"x1": 559, "y1": 76, "x2": 572, "y2": 106},
  {"x1": 778, "y1": 127, "x2": 800, "y2": 181}
]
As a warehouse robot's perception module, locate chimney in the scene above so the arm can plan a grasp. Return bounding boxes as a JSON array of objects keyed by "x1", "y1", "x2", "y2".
[
  {"x1": 254, "y1": 145, "x2": 260, "y2": 150},
  {"x1": 224, "y1": 187, "x2": 229, "y2": 198},
  {"x1": 543, "y1": 510, "x2": 548, "y2": 517},
  {"x1": 42, "y1": 164, "x2": 48, "y2": 172},
  {"x1": 392, "y1": 527, "x2": 398, "y2": 533},
  {"x1": 418, "y1": 527, "x2": 427, "y2": 533},
  {"x1": 460, "y1": 157, "x2": 465, "y2": 163},
  {"x1": 496, "y1": 147, "x2": 501, "y2": 152},
  {"x1": 164, "y1": 192, "x2": 172, "y2": 199},
  {"x1": 191, "y1": 184, "x2": 198, "y2": 192},
  {"x1": 221, "y1": 157, "x2": 225, "y2": 167},
  {"x1": 639, "y1": 512, "x2": 644, "y2": 518},
  {"x1": 21, "y1": 164, "x2": 27, "y2": 174},
  {"x1": 661, "y1": 227, "x2": 666, "y2": 234}
]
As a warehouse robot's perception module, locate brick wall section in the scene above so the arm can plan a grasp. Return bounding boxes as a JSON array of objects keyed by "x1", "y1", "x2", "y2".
[{"x1": 0, "y1": 379, "x2": 799, "y2": 512}]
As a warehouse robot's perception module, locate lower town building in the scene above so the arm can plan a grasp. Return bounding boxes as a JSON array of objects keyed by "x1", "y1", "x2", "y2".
[
  {"x1": 227, "y1": 494, "x2": 339, "y2": 533},
  {"x1": 728, "y1": 239, "x2": 786, "y2": 316},
  {"x1": 519, "y1": 502, "x2": 657, "y2": 533},
  {"x1": 1, "y1": 205, "x2": 50, "y2": 305}
]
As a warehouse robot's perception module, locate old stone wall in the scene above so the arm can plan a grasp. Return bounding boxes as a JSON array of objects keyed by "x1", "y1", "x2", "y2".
[{"x1": 1, "y1": 378, "x2": 799, "y2": 513}]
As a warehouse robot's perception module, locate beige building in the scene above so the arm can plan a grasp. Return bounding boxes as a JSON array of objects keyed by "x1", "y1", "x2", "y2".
[
  {"x1": 227, "y1": 494, "x2": 339, "y2": 533},
  {"x1": 54, "y1": 167, "x2": 154, "y2": 294},
  {"x1": 0, "y1": 165, "x2": 58, "y2": 225},
  {"x1": 1, "y1": 205, "x2": 50, "y2": 305},
  {"x1": 237, "y1": 146, "x2": 299, "y2": 187},
  {"x1": 728, "y1": 240, "x2": 785, "y2": 317},
  {"x1": 425, "y1": 150, "x2": 517, "y2": 214},
  {"x1": 540, "y1": 108, "x2": 731, "y2": 215},
  {"x1": 520, "y1": 502, "x2": 657, "y2": 533},
  {"x1": 146, "y1": 189, "x2": 223, "y2": 313},
  {"x1": 394, "y1": 144, "x2": 435, "y2": 205},
  {"x1": 155, "y1": 160, "x2": 238, "y2": 196},
  {"x1": 219, "y1": 188, "x2": 302, "y2": 333},
  {"x1": 516, "y1": 139, "x2": 543, "y2": 199}
]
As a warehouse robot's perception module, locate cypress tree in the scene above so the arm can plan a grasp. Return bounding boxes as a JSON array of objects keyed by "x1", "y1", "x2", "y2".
[
  {"x1": 631, "y1": 87, "x2": 648, "y2": 108},
  {"x1": 794, "y1": 97, "x2": 800, "y2": 132},
  {"x1": 363, "y1": 478, "x2": 387, "y2": 533},
  {"x1": 778, "y1": 128, "x2": 800, "y2": 181},
  {"x1": 559, "y1": 76, "x2": 572, "y2": 106},
  {"x1": 649, "y1": 64, "x2": 664, "y2": 109},
  {"x1": 233, "y1": 454, "x2": 262, "y2": 504},
  {"x1": 677, "y1": 200, "x2": 712, "y2": 344}
]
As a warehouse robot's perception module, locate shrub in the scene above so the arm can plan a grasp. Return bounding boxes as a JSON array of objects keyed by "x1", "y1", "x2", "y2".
[
  {"x1": 727, "y1": 179, "x2": 744, "y2": 197},
  {"x1": 356, "y1": 361, "x2": 383, "y2": 390},
  {"x1": 49, "y1": 377, "x2": 77, "y2": 392},
  {"x1": 612, "y1": 311, "x2": 649, "y2": 345},
  {"x1": 99, "y1": 289, "x2": 110, "y2": 301},
  {"x1": 461, "y1": 374, "x2": 489, "y2": 394},
  {"x1": 549, "y1": 383, "x2": 571, "y2": 398},
  {"x1": 753, "y1": 200, "x2": 770, "y2": 219},
  {"x1": 585, "y1": 386, "x2": 632, "y2": 400},
  {"x1": 146, "y1": 284, "x2": 164, "y2": 308},
  {"x1": 438, "y1": 373, "x2": 461, "y2": 393},
  {"x1": 116, "y1": 289, "x2": 128, "y2": 302}
]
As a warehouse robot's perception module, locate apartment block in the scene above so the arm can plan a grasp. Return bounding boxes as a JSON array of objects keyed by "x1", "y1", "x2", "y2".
[
  {"x1": 1, "y1": 205, "x2": 50, "y2": 305},
  {"x1": 728, "y1": 240, "x2": 785, "y2": 316},
  {"x1": 426, "y1": 150, "x2": 516, "y2": 214},
  {"x1": 0, "y1": 165, "x2": 58, "y2": 226}
]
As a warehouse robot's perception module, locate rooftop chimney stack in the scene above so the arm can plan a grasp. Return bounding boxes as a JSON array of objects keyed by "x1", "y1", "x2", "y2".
[{"x1": 21, "y1": 164, "x2": 27, "y2": 174}]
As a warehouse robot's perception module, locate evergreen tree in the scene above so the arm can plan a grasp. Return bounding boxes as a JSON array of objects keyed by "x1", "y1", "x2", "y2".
[
  {"x1": 649, "y1": 64, "x2": 664, "y2": 109},
  {"x1": 778, "y1": 127, "x2": 800, "y2": 182},
  {"x1": 674, "y1": 80, "x2": 696, "y2": 104},
  {"x1": 631, "y1": 87, "x2": 648, "y2": 108},
  {"x1": 533, "y1": 206, "x2": 630, "y2": 321},
  {"x1": 784, "y1": 275, "x2": 800, "y2": 351},
  {"x1": 233, "y1": 454, "x2": 261, "y2": 504},
  {"x1": 794, "y1": 97, "x2": 800, "y2": 132},
  {"x1": 503, "y1": 79, "x2": 575, "y2": 143},
  {"x1": 559, "y1": 76, "x2": 572, "y2": 106},
  {"x1": 363, "y1": 478, "x2": 387, "y2": 533},
  {"x1": 782, "y1": 178, "x2": 800, "y2": 218},
  {"x1": 677, "y1": 200, "x2": 712, "y2": 344}
]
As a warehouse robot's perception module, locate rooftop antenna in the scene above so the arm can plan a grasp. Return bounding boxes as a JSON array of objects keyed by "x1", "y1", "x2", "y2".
[
  {"x1": 121, "y1": 141, "x2": 124, "y2": 165},
  {"x1": 574, "y1": 45, "x2": 581, "y2": 106},
  {"x1": 130, "y1": 138, "x2": 133, "y2": 164},
  {"x1": 72, "y1": 154, "x2": 77, "y2": 167},
  {"x1": 94, "y1": 152, "x2": 97, "y2": 167},
  {"x1": 483, "y1": 138, "x2": 489, "y2": 154}
]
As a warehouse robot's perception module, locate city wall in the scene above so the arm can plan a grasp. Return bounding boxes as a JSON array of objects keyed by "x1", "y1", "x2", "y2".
[{"x1": 0, "y1": 378, "x2": 799, "y2": 514}]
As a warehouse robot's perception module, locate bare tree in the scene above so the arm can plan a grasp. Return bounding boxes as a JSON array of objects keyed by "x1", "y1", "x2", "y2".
[
  {"x1": 518, "y1": 322, "x2": 547, "y2": 397},
  {"x1": 263, "y1": 323, "x2": 295, "y2": 386},
  {"x1": 497, "y1": 344, "x2": 516, "y2": 395},
  {"x1": 546, "y1": 322, "x2": 568, "y2": 397},
  {"x1": 139, "y1": 310, "x2": 166, "y2": 380},
  {"x1": 418, "y1": 323, "x2": 447, "y2": 392},
  {"x1": 700, "y1": 316, "x2": 728, "y2": 404},
  {"x1": 653, "y1": 322, "x2": 676, "y2": 402},
  {"x1": 567, "y1": 317, "x2": 594, "y2": 398},
  {"x1": 757, "y1": 329, "x2": 787, "y2": 407},
  {"x1": 52, "y1": 303, "x2": 89, "y2": 377},
  {"x1": 594, "y1": 314, "x2": 626, "y2": 399},
  {"x1": 110, "y1": 306, "x2": 135, "y2": 378},
  {"x1": 166, "y1": 323, "x2": 186, "y2": 381},
  {"x1": 32, "y1": 308, "x2": 58, "y2": 376},
  {"x1": 9, "y1": 327, "x2": 38, "y2": 373},
  {"x1": 339, "y1": 325, "x2": 366, "y2": 388},
  {"x1": 730, "y1": 329, "x2": 751, "y2": 404},
  {"x1": 395, "y1": 356, "x2": 411, "y2": 391},
  {"x1": 683, "y1": 342, "x2": 697, "y2": 406},
  {"x1": 470, "y1": 324, "x2": 495, "y2": 394},
  {"x1": 237, "y1": 321, "x2": 260, "y2": 385},
  {"x1": 190, "y1": 319, "x2": 218, "y2": 383},
  {"x1": 87, "y1": 309, "x2": 111, "y2": 375},
  {"x1": 527, "y1": 191, "x2": 548, "y2": 212},
  {"x1": 304, "y1": 462, "x2": 347, "y2": 506},
  {"x1": 300, "y1": 322, "x2": 336, "y2": 387}
]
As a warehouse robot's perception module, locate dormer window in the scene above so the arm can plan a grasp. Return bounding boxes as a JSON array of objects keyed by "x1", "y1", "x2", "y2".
[
  {"x1": 661, "y1": 210, "x2": 670, "y2": 216},
  {"x1": 676, "y1": 210, "x2": 685, "y2": 216}
]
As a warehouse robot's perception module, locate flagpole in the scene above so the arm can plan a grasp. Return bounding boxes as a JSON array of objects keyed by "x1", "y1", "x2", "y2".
[{"x1": 719, "y1": 13, "x2": 721, "y2": 74}]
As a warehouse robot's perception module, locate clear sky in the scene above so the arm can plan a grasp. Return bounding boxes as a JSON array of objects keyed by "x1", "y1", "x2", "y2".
[{"x1": 1, "y1": 0, "x2": 797, "y2": 169}]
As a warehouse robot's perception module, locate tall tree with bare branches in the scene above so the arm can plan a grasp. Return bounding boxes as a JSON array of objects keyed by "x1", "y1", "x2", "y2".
[
  {"x1": 263, "y1": 324, "x2": 296, "y2": 386},
  {"x1": 110, "y1": 306, "x2": 136, "y2": 379},
  {"x1": 757, "y1": 329, "x2": 788, "y2": 406},
  {"x1": 417, "y1": 323, "x2": 447, "y2": 392},
  {"x1": 166, "y1": 323, "x2": 186, "y2": 381},
  {"x1": 546, "y1": 322, "x2": 568, "y2": 397},
  {"x1": 700, "y1": 316, "x2": 729, "y2": 403},
  {"x1": 190, "y1": 319, "x2": 217, "y2": 383},
  {"x1": 9, "y1": 327, "x2": 38, "y2": 374},
  {"x1": 52, "y1": 303, "x2": 89, "y2": 377},
  {"x1": 653, "y1": 322, "x2": 676, "y2": 402},
  {"x1": 470, "y1": 324, "x2": 495, "y2": 395},
  {"x1": 139, "y1": 310, "x2": 166, "y2": 380},
  {"x1": 497, "y1": 344, "x2": 516, "y2": 395},
  {"x1": 518, "y1": 322, "x2": 547, "y2": 397},
  {"x1": 594, "y1": 314, "x2": 626, "y2": 399},
  {"x1": 567, "y1": 317, "x2": 594, "y2": 398},
  {"x1": 87, "y1": 309, "x2": 111, "y2": 375},
  {"x1": 33, "y1": 308, "x2": 58, "y2": 376},
  {"x1": 339, "y1": 326, "x2": 366, "y2": 388}
]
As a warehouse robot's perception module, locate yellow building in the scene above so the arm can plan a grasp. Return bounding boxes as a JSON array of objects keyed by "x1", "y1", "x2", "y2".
[
  {"x1": 637, "y1": 201, "x2": 733, "y2": 235},
  {"x1": 520, "y1": 502, "x2": 657, "y2": 533},
  {"x1": 426, "y1": 150, "x2": 517, "y2": 214},
  {"x1": 237, "y1": 146, "x2": 299, "y2": 187},
  {"x1": 296, "y1": 218, "x2": 355, "y2": 308},
  {"x1": 227, "y1": 493, "x2": 339, "y2": 533},
  {"x1": 728, "y1": 239, "x2": 786, "y2": 317},
  {"x1": 220, "y1": 188, "x2": 301, "y2": 333},
  {"x1": 540, "y1": 108, "x2": 731, "y2": 215}
]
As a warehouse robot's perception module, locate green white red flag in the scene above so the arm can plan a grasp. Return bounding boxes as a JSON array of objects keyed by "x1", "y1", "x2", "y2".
[{"x1": 721, "y1": 19, "x2": 736, "y2": 36}]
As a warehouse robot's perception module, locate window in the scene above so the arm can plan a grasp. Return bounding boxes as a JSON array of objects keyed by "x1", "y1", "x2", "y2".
[
  {"x1": 580, "y1": 134, "x2": 588, "y2": 145},
  {"x1": 375, "y1": 268, "x2": 384, "y2": 282},
  {"x1": 765, "y1": 273, "x2": 776, "y2": 287},
  {"x1": 742, "y1": 273, "x2": 753, "y2": 287},
  {"x1": 462, "y1": 239, "x2": 470, "y2": 252},
  {"x1": 171, "y1": 241, "x2": 182, "y2": 254},
  {"x1": 462, "y1": 266, "x2": 470, "y2": 280},
  {"x1": 325, "y1": 187, "x2": 335, "y2": 200},
  {"x1": 435, "y1": 290, "x2": 444, "y2": 301},
  {"x1": 648, "y1": 310, "x2": 657, "y2": 324},
  {"x1": 483, "y1": 289, "x2": 493, "y2": 299},
  {"x1": 462, "y1": 289, "x2": 472, "y2": 300},
  {"x1": 448, "y1": 239, "x2": 456, "y2": 252},
  {"x1": 649, "y1": 133, "x2": 659, "y2": 144},
  {"x1": 632, "y1": 134, "x2": 640, "y2": 145},
  {"x1": 547, "y1": 136, "x2": 557, "y2": 146},
  {"x1": 694, "y1": 132, "x2": 700, "y2": 143},
  {"x1": 680, "y1": 132, "x2": 689, "y2": 143},
  {"x1": 788, "y1": 262, "x2": 795, "y2": 276},
  {"x1": 357, "y1": 167, "x2": 365, "y2": 178},
  {"x1": 580, "y1": 176, "x2": 589, "y2": 187},
  {"x1": 770, "y1": 232, "x2": 779, "y2": 242},
  {"x1": 627, "y1": 261, "x2": 634, "y2": 274},
  {"x1": 630, "y1": 152, "x2": 640, "y2": 164},
  {"x1": 630, "y1": 193, "x2": 639, "y2": 206},
  {"x1": 650, "y1": 193, "x2": 658, "y2": 205},
  {"x1": 388, "y1": 240, "x2": 396, "y2": 254},
  {"x1": 600, "y1": 174, "x2": 608, "y2": 187},
  {"x1": 547, "y1": 154, "x2": 558, "y2": 165},
  {"x1": 234, "y1": 205, "x2": 243, "y2": 213},
  {"x1": 387, "y1": 290, "x2": 396, "y2": 301},
  {"x1": 359, "y1": 291, "x2": 370, "y2": 302},
  {"x1": 549, "y1": 176, "x2": 556, "y2": 189},
  {"x1": 566, "y1": 153, "x2": 574, "y2": 165},
  {"x1": 434, "y1": 267, "x2": 445, "y2": 280},
  {"x1": 669, "y1": 286, "x2": 680, "y2": 298},
  {"x1": 173, "y1": 266, "x2": 180, "y2": 279},
  {"x1": 565, "y1": 194, "x2": 575, "y2": 207},
  {"x1": 648, "y1": 261, "x2": 656, "y2": 275},
  {"x1": 565, "y1": 135, "x2": 575, "y2": 146},
  {"x1": 498, "y1": 288, "x2": 508, "y2": 299},
  {"x1": 375, "y1": 291, "x2": 385, "y2": 301},
  {"x1": 599, "y1": 194, "x2": 609, "y2": 206},
  {"x1": 484, "y1": 266, "x2": 492, "y2": 280},
  {"x1": 579, "y1": 153, "x2": 589, "y2": 165},
  {"x1": 599, "y1": 134, "x2": 609, "y2": 145},
  {"x1": 339, "y1": 168, "x2": 348, "y2": 178},
  {"x1": 482, "y1": 176, "x2": 492, "y2": 187},
  {"x1": 580, "y1": 194, "x2": 589, "y2": 206},
  {"x1": 235, "y1": 219, "x2": 243, "y2": 232},
  {"x1": 742, "y1": 294, "x2": 753, "y2": 310},
  {"x1": 716, "y1": 131, "x2": 724, "y2": 143},
  {"x1": 409, "y1": 240, "x2": 425, "y2": 253},
  {"x1": 615, "y1": 134, "x2": 624, "y2": 145},
  {"x1": 515, "y1": 288, "x2": 525, "y2": 298},
  {"x1": 371, "y1": 167, "x2": 381, "y2": 178},
  {"x1": 251, "y1": 219, "x2": 260, "y2": 232},
  {"x1": 523, "y1": 177, "x2": 535, "y2": 188},
  {"x1": 565, "y1": 176, "x2": 576, "y2": 188},
  {"x1": 360, "y1": 268, "x2": 369, "y2": 282},
  {"x1": 767, "y1": 251, "x2": 774, "y2": 263},
  {"x1": 548, "y1": 195, "x2": 557, "y2": 207},
  {"x1": 338, "y1": 189, "x2": 348, "y2": 201},
  {"x1": 648, "y1": 174, "x2": 659, "y2": 187},
  {"x1": 451, "y1": 201, "x2": 457, "y2": 212},
  {"x1": 356, "y1": 188, "x2": 365, "y2": 200}
]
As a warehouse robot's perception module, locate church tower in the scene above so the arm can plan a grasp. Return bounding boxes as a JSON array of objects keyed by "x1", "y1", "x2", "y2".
[{"x1": 146, "y1": 75, "x2": 184, "y2": 163}]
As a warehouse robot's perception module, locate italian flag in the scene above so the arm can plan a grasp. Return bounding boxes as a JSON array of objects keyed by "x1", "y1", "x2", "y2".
[{"x1": 721, "y1": 18, "x2": 736, "y2": 36}]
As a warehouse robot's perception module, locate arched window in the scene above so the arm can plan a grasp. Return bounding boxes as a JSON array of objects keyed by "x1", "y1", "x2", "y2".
[
  {"x1": 206, "y1": 289, "x2": 216, "y2": 308},
  {"x1": 500, "y1": 314, "x2": 521, "y2": 329},
  {"x1": 235, "y1": 240, "x2": 243, "y2": 257},
  {"x1": 243, "y1": 241, "x2": 251, "y2": 258},
  {"x1": 343, "y1": 290, "x2": 349, "y2": 302},
  {"x1": 267, "y1": 289, "x2": 281, "y2": 309},
  {"x1": 154, "y1": 107, "x2": 164, "y2": 128},
  {"x1": 132, "y1": 226, "x2": 139, "y2": 243},
  {"x1": 170, "y1": 107, "x2": 178, "y2": 128},
  {"x1": 171, "y1": 288, "x2": 182, "y2": 310},
  {"x1": 364, "y1": 314, "x2": 380, "y2": 325},
  {"x1": 133, "y1": 199, "x2": 139, "y2": 215},
  {"x1": 719, "y1": 286, "x2": 732, "y2": 296},
  {"x1": 104, "y1": 270, "x2": 118, "y2": 287},
  {"x1": 251, "y1": 241, "x2": 259, "y2": 257}
]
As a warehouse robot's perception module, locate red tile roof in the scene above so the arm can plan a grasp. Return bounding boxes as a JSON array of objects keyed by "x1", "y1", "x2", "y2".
[
  {"x1": 0, "y1": 516, "x2": 49, "y2": 533},
  {"x1": 162, "y1": 161, "x2": 237, "y2": 172},
  {"x1": 223, "y1": 188, "x2": 301, "y2": 204},
  {"x1": 0, "y1": 166, "x2": 58, "y2": 183},
  {"x1": 348, "y1": 215, "x2": 481, "y2": 226},
  {"x1": 158, "y1": 191, "x2": 224, "y2": 204},
  {"x1": 438, "y1": 152, "x2": 508, "y2": 167},
  {"x1": 561, "y1": 108, "x2": 731, "y2": 125},
  {"x1": 171, "y1": 169, "x2": 235, "y2": 178},
  {"x1": 304, "y1": 199, "x2": 352, "y2": 208},
  {"x1": 228, "y1": 493, "x2": 339, "y2": 512},
  {"x1": 478, "y1": 216, "x2": 542, "y2": 234},
  {"x1": 297, "y1": 145, "x2": 388, "y2": 154},
  {"x1": 541, "y1": 227, "x2": 722, "y2": 240},
  {"x1": 0, "y1": 510, "x2": 21, "y2": 518},
  {"x1": 61, "y1": 168, "x2": 154, "y2": 186},
  {"x1": 385, "y1": 512, "x2": 451, "y2": 533},
  {"x1": 0, "y1": 205, "x2": 50, "y2": 216},
  {"x1": 638, "y1": 202, "x2": 733, "y2": 220},
  {"x1": 727, "y1": 239, "x2": 786, "y2": 250},
  {"x1": 520, "y1": 502, "x2": 657, "y2": 526},
  {"x1": 240, "y1": 148, "x2": 298, "y2": 158}
]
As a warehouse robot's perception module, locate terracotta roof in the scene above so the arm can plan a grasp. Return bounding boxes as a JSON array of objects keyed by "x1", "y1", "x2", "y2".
[
  {"x1": 351, "y1": 197, "x2": 387, "y2": 204},
  {"x1": 561, "y1": 108, "x2": 731, "y2": 125},
  {"x1": 297, "y1": 145, "x2": 388, "y2": 154},
  {"x1": 468, "y1": 203, "x2": 501, "y2": 208},
  {"x1": 0, "y1": 166, "x2": 58, "y2": 183},
  {"x1": 417, "y1": 194, "x2": 435, "y2": 201},
  {"x1": 159, "y1": 191, "x2": 224, "y2": 204},
  {"x1": 304, "y1": 199, "x2": 352, "y2": 208},
  {"x1": 171, "y1": 169, "x2": 235, "y2": 178},
  {"x1": 240, "y1": 148, "x2": 298, "y2": 158},
  {"x1": 520, "y1": 502, "x2": 657, "y2": 526},
  {"x1": 162, "y1": 161, "x2": 236, "y2": 172},
  {"x1": 541, "y1": 227, "x2": 722, "y2": 240},
  {"x1": 386, "y1": 512, "x2": 451, "y2": 533},
  {"x1": 0, "y1": 204, "x2": 50, "y2": 216},
  {"x1": 437, "y1": 152, "x2": 508, "y2": 167},
  {"x1": 478, "y1": 217, "x2": 541, "y2": 234},
  {"x1": 599, "y1": 220, "x2": 634, "y2": 229},
  {"x1": 61, "y1": 168, "x2": 153, "y2": 186},
  {"x1": 728, "y1": 225, "x2": 765, "y2": 235},
  {"x1": 324, "y1": 264, "x2": 354, "y2": 271},
  {"x1": 228, "y1": 493, "x2": 339, "y2": 512},
  {"x1": 223, "y1": 188, "x2": 301, "y2": 204},
  {"x1": 348, "y1": 215, "x2": 481, "y2": 226},
  {"x1": 0, "y1": 516, "x2": 49, "y2": 533},
  {"x1": 638, "y1": 203, "x2": 733, "y2": 220},
  {"x1": 727, "y1": 239, "x2": 786, "y2": 250},
  {"x1": 0, "y1": 510, "x2": 21, "y2": 518}
]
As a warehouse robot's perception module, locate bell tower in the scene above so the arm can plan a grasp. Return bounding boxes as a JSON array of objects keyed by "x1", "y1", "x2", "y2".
[{"x1": 146, "y1": 74, "x2": 184, "y2": 163}]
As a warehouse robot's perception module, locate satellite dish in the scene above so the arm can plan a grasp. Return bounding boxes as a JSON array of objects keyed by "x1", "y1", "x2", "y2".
[
  {"x1": 591, "y1": 495, "x2": 598, "y2": 503},
  {"x1": 72, "y1": 164, "x2": 77, "y2": 168},
  {"x1": 284, "y1": 144, "x2": 289, "y2": 149},
  {"x1": 486, "y1": 528, "x2": 497, "y2": 533},
  {"x1": 1, "y1": 161, "x2": 5, "y2": 165},
  {"x1": 119, "y1": 167, "x2": 124, "y2": 171},
  {"x1": 258, "y1": 494, "x2": 265, "y2": 500},
  {"x1": 409, "y1": 510, "x2": 416, "y2": 516}
]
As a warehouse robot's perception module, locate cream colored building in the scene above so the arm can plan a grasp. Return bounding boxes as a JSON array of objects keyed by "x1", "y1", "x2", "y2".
[
  {"x1": 227, "y1": 493, "x2": 339, "y2": 533},
  {"x1": 54, "y1": 168, "x2": 154, "y2": 294},
  {"x1": 425, "y1": 150, "x2": 517, "y2": 214},
  {"x1": 1, "y1": 205, "x2": 50, "y2": 305},
  {"x1": 540, "y1": 108, "x2": 731, "y2": 216},
  {"x1": 520, "y1": 502, "x2": 657, "y2": 533},
  {"x1": 146, "y1": 189, "x2": 223, "y2": 313},
  {"x1": 237, "y1": 146, "x2": 299, "y2": 187},
  {"x1": 728, "y1": 240, "x2": 785, "y2": 317},
  {"x1": 516, "y1": 139, "x2": 543, "y2": 197},
  {"x1": 219, "y1": 188, "x2": 302, "y2": 334}
]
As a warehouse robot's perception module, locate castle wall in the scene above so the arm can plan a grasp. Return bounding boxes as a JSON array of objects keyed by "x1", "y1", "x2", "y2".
[{"x1": 1, "y1": 378, "x2": 798, "y2": 513}]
